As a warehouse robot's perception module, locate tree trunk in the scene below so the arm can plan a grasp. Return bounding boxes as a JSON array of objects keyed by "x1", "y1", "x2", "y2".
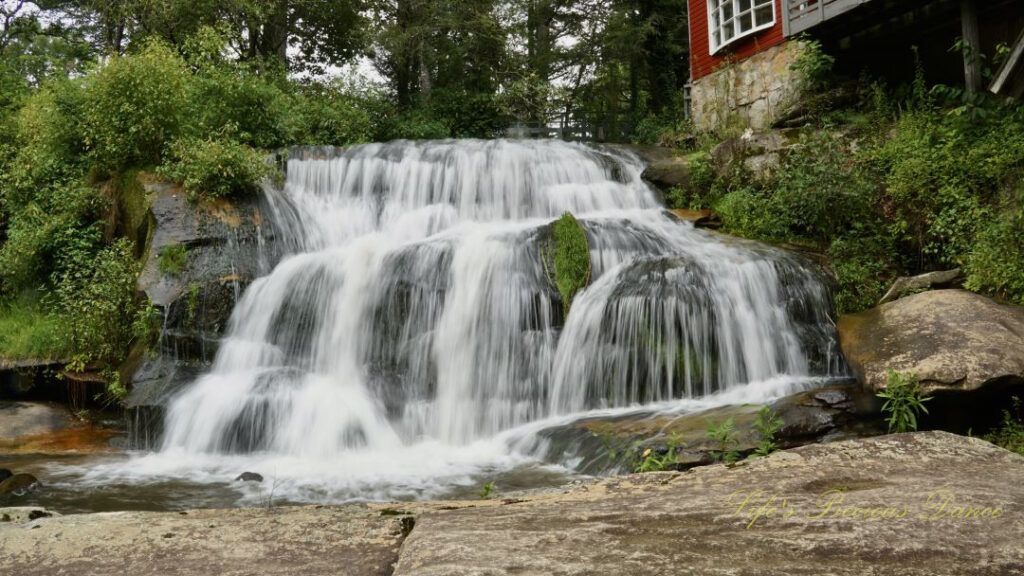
[{"x1": 960, "y1": 0, "x2": 982, "y2": 94}]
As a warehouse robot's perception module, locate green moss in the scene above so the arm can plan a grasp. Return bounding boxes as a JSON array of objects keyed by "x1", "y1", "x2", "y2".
[
  {"x1": 158, "y1": 244, "x2": 187, "y2": 277},
  {"x1": 549, "y1": 213, "x2": 591, "y2": 317}
]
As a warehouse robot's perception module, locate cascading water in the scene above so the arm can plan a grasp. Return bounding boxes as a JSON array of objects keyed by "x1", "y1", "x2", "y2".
[{"x1": 100, "y1": 139, "x2": 843, "y2": 503}]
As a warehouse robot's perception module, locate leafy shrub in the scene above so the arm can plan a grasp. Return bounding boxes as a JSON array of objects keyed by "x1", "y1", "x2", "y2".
[
  {"x1": 790, "y1": 36, "x2": 835, "y2": 92},
  {"x1": 0, "y1": 297, "x2": 67, "y2": 360},
  {"x1": 159, "y1": 137, "x2": 270, "y2": 202},
  {"x1": 877, "y1": 369, "x2": 932, "y2": 433},
  {"x1": 380, "y1": 108, "x2": 451, "y2": 141},
  {"x1": 292, "y1": 80, "x2": 381, "y2": 145},
  {"x1": 965, "y1": 178, "x2": 1024, "y2": 304},
  {"x1": 634, "y1": 433, "x2": 685, "y2": 473},
  {"x1": 753, "y1": 406, "x2": 784, "y2": 457},
  {"x1": 983, "y1": 396, "x2": 1024, "y2": 456},
  {"x1": 705, "y1": 418, "x2": 740, "y2": 463},
  {"x1": 81, "y1": 41, "x2": 190, "y2": 172},
  {"x1": 55, "y1": 239, "x2": 142, "y2": 363}
]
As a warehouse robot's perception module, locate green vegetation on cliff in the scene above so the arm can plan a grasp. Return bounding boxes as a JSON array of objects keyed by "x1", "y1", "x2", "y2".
[{"x1": 672, "y1": 80, "x2": 1024, "y2": 313}]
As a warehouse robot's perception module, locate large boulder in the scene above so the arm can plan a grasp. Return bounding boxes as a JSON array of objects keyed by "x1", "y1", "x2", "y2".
[{"x1": 838, "y1": 290, "x2": 1024, "y2": 395}]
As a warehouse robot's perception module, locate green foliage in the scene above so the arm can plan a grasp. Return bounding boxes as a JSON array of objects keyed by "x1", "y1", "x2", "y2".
[
  {"x1": 705, "y1": 418, "x2": 740, "y2": 463},
  {"x1": 982, "y1": 397, "x2": 1024, "y2": 456},
  {"x1": 634, "y1": 432, "x2": 686, "y2": 473},
  {"x1": 158, "y1": 137, "x2": 270, "y2": 202},
  {"x1": 877, "y1": 369, "x2": 932, "y2": 433},
  {"x1": 0, "y1": 297, "x2": 67, "y2": 360},
  {"x1": 381, "y1": 108, "x2": 452, "y2": 141},
  {"x1": 753, "y1": 406, "x2": 784, "y2": 457},
  {"x1": 158, "y1": 244, "x2": 188, "y2": 277},
  {"x1": 964, "y1": 177, "x2": 1024, "y2": 304},
  {"x1": 55, "y1": 239, "x2": 142, "y2": 363},
  {"x1": 81, "y1": 41, "x2": 190, "y2": 173},
  {"x1": 790, "y1": 36, "x2": 835, "y2": 92},
  {"x1": 548, "y1": 213, "x2": 591, "y2": 317},
  {"x1": 478, "y1": 481, "x2": 496, "y2": 499}
]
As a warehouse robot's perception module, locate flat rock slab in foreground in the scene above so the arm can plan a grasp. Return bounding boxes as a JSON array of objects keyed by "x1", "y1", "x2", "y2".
[
  {"x1": 395, "y1": 432, "x2": 1023, "y2": 576},
  {"x1": 2, "y1": 433, "x2": 1021, "y2": 576},
  {"x1": 0, "y1": 506, "x2": 407, "y2": 576}
]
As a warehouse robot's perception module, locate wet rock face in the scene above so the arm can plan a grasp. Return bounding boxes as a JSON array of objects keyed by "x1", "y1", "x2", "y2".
[
  {"x1": 536, "y1": 382, "x2": 883, "y2": 474},
  {"x1": 127, "y1": 176, "x2": 285, "y2": 416},
  {"x1": 838, "y1": 290, "x2": 1024, "y2": 395},
  {"x1": 0, "y1": 473, "x2": 40, "y2": 498}
]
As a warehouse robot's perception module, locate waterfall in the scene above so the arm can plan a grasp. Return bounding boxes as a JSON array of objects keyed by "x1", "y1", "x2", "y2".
[{"x1": 135, "y1": 139, "x2": 839, "y2": 501}]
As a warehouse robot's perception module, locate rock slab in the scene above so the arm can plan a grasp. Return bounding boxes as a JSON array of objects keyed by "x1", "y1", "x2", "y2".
[
  {"x1": 2, "y1": 433, "x2": 1020, "y2": 576},
  {"x1": 838, "y1": 289, "x2": 1024, "y2": 394},
  {"x1": 0, "y1": 505, "x2": 408, "y2": 576},
  {"x1": 394, "y1": 432, "x2": 1023, "y2": 576}
]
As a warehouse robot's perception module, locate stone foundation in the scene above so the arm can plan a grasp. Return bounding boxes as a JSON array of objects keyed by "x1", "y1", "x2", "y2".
[{"x1": 691, "y1": 41, "x2": 805, "y2": 132}]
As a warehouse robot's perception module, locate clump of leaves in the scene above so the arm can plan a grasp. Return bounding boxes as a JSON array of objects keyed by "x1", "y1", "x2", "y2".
[
  {"x1": 158, "y1": 136, "x2": 270, "y2": 202},
  {"x1": 753, "y1": 406, "x2": 784, "y2": 457},
  {"x1": 983, "y1": 396, "x2": 1024, "y2": 456},
  {"x1": 634, "y1": 432, "x2": 686, "y2": 473},
  {"x1": 158, "y1": 243, "x2": 187, "y2": 277},
  {"x1": 706, "y1": 418, "x2": 740, "y2": 463},
  {"x1": 546, "y1": 212, "x2": 591, "y2": 318},
  {"x1": 478, "y1": 481, "x2": 495, "y2": 499},
  {"x1": 877, "y1": 369, "x2": 932, "y2": 433}
]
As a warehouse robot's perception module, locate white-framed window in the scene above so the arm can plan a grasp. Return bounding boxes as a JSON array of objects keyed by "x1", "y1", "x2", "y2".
[{"x1": 707, "y1": 0, "x2": 776, "y2": 54}]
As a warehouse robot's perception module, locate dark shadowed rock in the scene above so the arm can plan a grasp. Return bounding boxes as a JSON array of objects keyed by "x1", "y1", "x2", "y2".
[
  {"x1": 535, "y1": 383, "x2": 882, "y2": 474},
  {"x1": 838, "y1": 290, "x2": 1024, "y2": 395},
  {"x1": 877, "y1": 268, "x2": 964, "y2": 305},
  {"x1": 0, "y1": 469, "x2": 11, "y2": 483},
  {"x1": 235, "y1": 472, "x2": 264, "y2": 483},
  {"x1": 0, "y1": 474, "x2": 40, "y2": 498},
  {"x1": 667, "y1": 208, "x2": 723, "y2": 229}
]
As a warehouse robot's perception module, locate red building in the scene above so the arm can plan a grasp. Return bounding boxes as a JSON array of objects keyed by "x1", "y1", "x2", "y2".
[
  {"x1": 685, "y1": 0, "x2": 1024, "y2": 130},
  {"x1": 688, "y1": 0, "x2": 786, "y2": 82}
]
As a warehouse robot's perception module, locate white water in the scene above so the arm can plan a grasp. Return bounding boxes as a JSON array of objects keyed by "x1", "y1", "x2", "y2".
[{"x1": 88, "y1": 139, "x2": 842, "y2": 504}]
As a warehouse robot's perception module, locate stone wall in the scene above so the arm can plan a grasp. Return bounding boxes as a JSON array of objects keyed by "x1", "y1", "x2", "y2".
[{"x1": 691, "y1": 41, "x2": 805, "y2": 132}]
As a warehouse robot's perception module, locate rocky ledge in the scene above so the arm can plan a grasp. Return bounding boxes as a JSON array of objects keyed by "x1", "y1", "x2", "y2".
[{"x1": 2, "y1": 432, "x2": 1021, "y2": 576}]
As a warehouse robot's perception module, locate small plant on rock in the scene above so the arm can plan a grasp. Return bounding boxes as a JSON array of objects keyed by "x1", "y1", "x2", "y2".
[
  {"x1": 706, "y1": 418, "x2": 740, "y2": 463},
  {"x1": 479, "y1": 481, "x2": 496, "y2": 499},
  {"x1": 753, "y1": 406, "x2": 784, "y2": 457},
  {"x1": 878, "y1": 369, "x2": 932, "y2": 433},
  {"x1": 634, "y1": 432, "x2": 686, "y2": 473}
]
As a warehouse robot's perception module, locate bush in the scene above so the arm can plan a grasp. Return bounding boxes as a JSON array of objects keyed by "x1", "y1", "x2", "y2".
[
  {"x1": 982, "y1": 396, "x2": 1024, "y2": 456},
  {"x1": 81, "y1": 41, "x2": 190, "y2": 173},
  {"x1": 0, "y1": 296, "x2": 67, "y2": 360},
  {"x1": 159, "y1": 137, "x2": 270, "y2": 202},
  {"x1": 55, "y1": 239, "x2": 142, "y2": 363},
  {"x1": 877, "y1": 369, "x2": 932, "y2": 433},
  {"x1": 965, "y1": 178, "x2": 1024, "y2": 304},
  {"x1": 380, "y1": 108, "x2": 451, "y2": 141},
  {"x1": 292, "y1": 80, "x2": 381, "y2": 145}
]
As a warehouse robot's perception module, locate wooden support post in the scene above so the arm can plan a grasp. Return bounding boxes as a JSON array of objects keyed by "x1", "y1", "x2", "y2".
[{"x1": 960, "y1": 0, "x2": 982, "y2": 94}]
